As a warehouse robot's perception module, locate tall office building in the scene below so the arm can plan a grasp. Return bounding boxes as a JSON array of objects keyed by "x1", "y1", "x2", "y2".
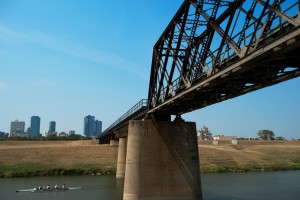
[
  {"x1": 95, "y1": 120, "x2": 102, "y2": 136},
  {"x1": 83, "y1": 116, "x2": 102, "y2": 137},
  {"x1": 30, "y1": 116, "x2": 41, "y2": 138},
  {"x1": 49, "y1": 121, "x2": 56, "y2": 133},
  {"x1": 84, "y1": 115, "x2": 95, "y2": 137},
  {"x1": 10, "y1": 120, "x2": 26, "y2": 137}
]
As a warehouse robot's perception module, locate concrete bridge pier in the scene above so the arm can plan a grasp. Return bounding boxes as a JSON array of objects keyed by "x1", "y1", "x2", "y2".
[
  {"x1": 116, "y1": 137, "x2": 127, "y2": 178},
  {"x1": 123, "y1": 118, "x2": 202, "y2": 200},
  {"x1": 109, "y1": 139, "x2": 119, "y2": 146}
]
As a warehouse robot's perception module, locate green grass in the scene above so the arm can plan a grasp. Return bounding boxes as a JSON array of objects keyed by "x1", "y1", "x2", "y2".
[
  {"x1": 200, "y1": 159, "x2": 300, "y2": 173},
  {"x1": 0, "y1": 163, "x2": 116, "y2": 178}
]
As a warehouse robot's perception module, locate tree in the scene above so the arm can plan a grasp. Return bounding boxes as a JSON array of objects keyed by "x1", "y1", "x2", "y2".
[{"x1": 257, "y1": 129, "x2": 275, "y2": 140}]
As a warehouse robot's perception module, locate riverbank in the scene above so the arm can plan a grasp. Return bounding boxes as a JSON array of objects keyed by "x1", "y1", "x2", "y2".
[
  {"x1": 199, "y1": 140, "x2": 300, "y2": 173},
  {"x1": 0, "y1": 140, "x2": 117, "y2": 177},
  {"x1": 1, "y1": 140, "x2": 300, "y2": 177}
]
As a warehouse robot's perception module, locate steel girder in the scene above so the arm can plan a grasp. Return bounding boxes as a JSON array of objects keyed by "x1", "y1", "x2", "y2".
[{"x1": 147, "y1": 0, "x2": 300, "y2": 115}]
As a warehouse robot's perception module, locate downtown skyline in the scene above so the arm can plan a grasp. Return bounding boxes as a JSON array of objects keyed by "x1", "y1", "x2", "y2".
[
  {"x1": 1, "y1": 0, "x2": 299, "y2": 139},
  {"x1": 2, "y1": 115, "x2": 101, "y2": 136}
]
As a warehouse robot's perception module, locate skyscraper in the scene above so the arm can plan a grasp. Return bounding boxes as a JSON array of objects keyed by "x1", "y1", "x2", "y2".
[
  {"x1": 30, "y1": 116, "x2": 41, "y2": 138},
  {"x1": 84, "y1": 115, "x2": 95, "y2": 137},
  {"x1": 49, "y1": 121, "x2": 56, "y2": 133},
  {"x1": 83, "y1": 116, "x2": 102, "y2": 137},
  {"x1": 10, "y1": 120, "x2": 26, "y2": 137},
  {"x1": 95, "y1": 120, "x2": 102, "y2": 136}
]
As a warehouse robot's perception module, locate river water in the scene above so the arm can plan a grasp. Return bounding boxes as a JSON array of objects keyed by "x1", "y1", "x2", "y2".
[{"x1": 0, "y1": 171, "x2": 299, "y2": 200}]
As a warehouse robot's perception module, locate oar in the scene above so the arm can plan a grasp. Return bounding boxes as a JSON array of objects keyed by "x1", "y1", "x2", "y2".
[
  {"x1": 16, "y1": 189, "x2": 36, "y2": 193},
  {"x1": 68, "y1": 187, "x2": 84, "y2": 190}
]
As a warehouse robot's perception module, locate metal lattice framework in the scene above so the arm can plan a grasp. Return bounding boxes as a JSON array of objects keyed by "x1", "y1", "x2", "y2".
[
  {"x1": 147, "y1": 0, "x2": 300, "y2": 116},
  {"x1": 100, "y1": 0, "x2": 300, "y2": 141}
]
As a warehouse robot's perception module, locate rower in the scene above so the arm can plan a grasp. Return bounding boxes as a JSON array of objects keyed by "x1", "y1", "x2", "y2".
[
  {"x1": 62, "y1": 184, "x2": 67, "y2": 190},
  {"x1": 38, "y1": 185, "x2": 43, "y2": 190},
  {"x1": 46, "y1": 185, "x2": 51, "y2": 190},
  {"x1": 54, "y1": 184, "x2": 58, "y2": 189}
]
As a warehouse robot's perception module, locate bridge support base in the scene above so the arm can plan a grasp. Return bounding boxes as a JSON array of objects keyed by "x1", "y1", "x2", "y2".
[
  {"x1": 109, "y1": 139, "x2": 119, "y2": 146},
  {"x1": 123, "y1": 119, "x2": 202, "y2": 200},
  {"x1": 116, "y1": 137, "x2": 127, "y2": 178}
]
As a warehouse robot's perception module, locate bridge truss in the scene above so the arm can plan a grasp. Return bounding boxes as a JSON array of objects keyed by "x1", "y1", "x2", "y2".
[
  {"x1": 148, "y1": 0, "x2": 300, "y2": 116},
  {"x1": 99, "y1": 0, "x2": 300, "y2": 140}
]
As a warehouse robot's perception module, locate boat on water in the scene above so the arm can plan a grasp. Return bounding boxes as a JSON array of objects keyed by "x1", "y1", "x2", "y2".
[{"x1": 16, "y1": 186, "x2": 83, "y2": 193}]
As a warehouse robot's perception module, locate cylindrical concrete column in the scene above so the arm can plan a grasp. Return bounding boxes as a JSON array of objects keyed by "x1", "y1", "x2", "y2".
[
  {"x1": 116, "y1": 137, "x2": 127, "y2": 178},
  {"x1": 123, "y1": 119, "x2": 202, "y2": 200}
]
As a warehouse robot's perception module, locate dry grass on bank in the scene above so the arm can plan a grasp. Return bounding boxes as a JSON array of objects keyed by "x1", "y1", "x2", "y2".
[
  {"x1": 0, "y1": 140, "x2": 117, "y2": 167},
  {"x1": 198, "y1": 140, "x2": 300, "y2": 172},
  {"x1": 0, "y1": 140, "x2": 118, "y2": 177},
  {"x1": 1, "y1": 140, "x2": 300, "y2": 177}
]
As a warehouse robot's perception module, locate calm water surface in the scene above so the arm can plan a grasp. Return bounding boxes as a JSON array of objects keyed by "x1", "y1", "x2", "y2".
[
  {"x1": 0, "y1": 175, "x2": 123, "y2": 200},
  {"x1": 0, "y1": 171, "x2": 299, "y2": 200},
  {"x1": 201, "y1": 170, "x2": 300, "y2": 200}
]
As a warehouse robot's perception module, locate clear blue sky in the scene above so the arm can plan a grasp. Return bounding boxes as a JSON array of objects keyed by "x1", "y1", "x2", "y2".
[{"x1": 1, "y1": 0, "x2": 299, "y2": 139}]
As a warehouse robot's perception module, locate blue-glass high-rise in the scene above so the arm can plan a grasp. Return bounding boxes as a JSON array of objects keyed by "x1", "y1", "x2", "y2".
[
  {"x1": 83, "y1": 115, "x2": 102, "y2": 137},
  {"x1": 30, "y1": 116, "x2": 41, "y2": 138},
  {"x1": 95, "y1": 120, "x2": 102, "y2": 136},
  {"x1": 84, "y1": 115, "x2": 95, "y2": 137},
  {"x1": 49, "y1": 121, "x2": 56, "y2": 133}
]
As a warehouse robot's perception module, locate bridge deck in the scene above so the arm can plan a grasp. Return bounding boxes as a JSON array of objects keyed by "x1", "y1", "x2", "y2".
[{"x1": 99, "y1": 99, "x2": 147, "y2": 140}]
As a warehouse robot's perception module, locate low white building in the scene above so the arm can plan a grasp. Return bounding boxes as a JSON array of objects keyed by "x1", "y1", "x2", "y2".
[{"x1": 213, "y1": 135, "x2": 237, "y2": 141}]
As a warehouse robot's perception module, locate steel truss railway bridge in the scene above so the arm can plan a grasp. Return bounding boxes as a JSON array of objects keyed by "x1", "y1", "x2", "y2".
[{"x1": 99, "y1": 1, "x2": 300, "y2": 199}]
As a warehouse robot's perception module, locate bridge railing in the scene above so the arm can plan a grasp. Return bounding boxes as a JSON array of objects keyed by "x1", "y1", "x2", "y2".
[{"x1": 99, "y1": 99, "x2": 148, "y2": 138}]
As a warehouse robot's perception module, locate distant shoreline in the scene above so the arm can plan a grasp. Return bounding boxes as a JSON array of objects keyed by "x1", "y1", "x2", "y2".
[{"x1": 1, "y1": 140, "x2": 300, "y2": 178}]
